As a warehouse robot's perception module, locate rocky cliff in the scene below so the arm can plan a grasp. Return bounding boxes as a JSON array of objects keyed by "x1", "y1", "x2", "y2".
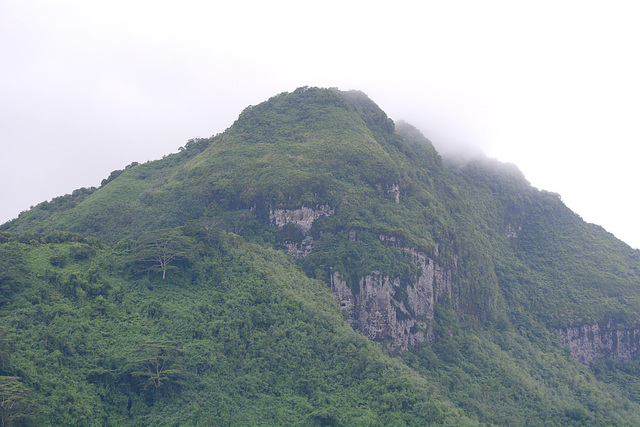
[
  {"x1": 330, "y1": 245, "x2": 456, "y2": 350},
  {"x1": 557, "y1": 322, "x2": 640, "y2": 365},
  {"x1": 270, "y1": 204, "x2": 334, "y2": 259},
  {"x1": 269, "y1": 204, "x2": 457, "y2": 350}
]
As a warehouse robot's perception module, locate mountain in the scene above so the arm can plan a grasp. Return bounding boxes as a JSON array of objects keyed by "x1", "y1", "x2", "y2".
[{"x1": 2, "y1": 86, "x2": 640, "y2": 425}]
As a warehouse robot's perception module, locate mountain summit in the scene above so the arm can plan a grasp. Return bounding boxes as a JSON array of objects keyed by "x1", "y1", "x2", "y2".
[{"x1": 2, "y1": 87, "x2": 640, "y2": 425}]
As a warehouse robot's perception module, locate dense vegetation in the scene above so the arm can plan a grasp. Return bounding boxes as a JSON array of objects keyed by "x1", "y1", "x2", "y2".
[
  {"x1": 3, "y1": 87, "x2": 640, "y2": 425},
  {"x1": 0, "y1": 230, "x2": 467, "y2": 425}
]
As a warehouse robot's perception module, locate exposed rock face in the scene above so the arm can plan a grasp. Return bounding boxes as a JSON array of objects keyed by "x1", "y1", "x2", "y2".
[
  {"x1": 557, "y1": 322, "x2": 640, "y2": 365},
  {"x1": 505, "y1": 223, "x2": 522, "y2": 238},
  {"x1": 283, "y1": 236, "x2": 315, "y2": 259},
  {"x1": 270, "y1": 205, "x2": 334, "y2": 233},
  {"x1": 330, "y1": 246, "x2": 455, "y2": 350},
  {"x1": 377, "y1": 183, "x2": 400, "y2": 204},
  {"x1": 270, "y1": 205, "x2": 334, "y2": 258},
  {"x1": 387, "y1": 184, "x2": 400, "y2": 204},
  {"x1": 270, "y1": 204, "x2": 456, "y2": 350}
]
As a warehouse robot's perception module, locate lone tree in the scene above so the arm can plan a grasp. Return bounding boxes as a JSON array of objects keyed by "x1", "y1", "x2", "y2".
[
  {"x1": 0, "y1": 376, "x2": 38, "y2": 426},
  {"x1": 134, "y1": 229, "x2": 192, "y2": 279},
  {"x1": 127, "y1": 341, "x2": 185, "y2": 390}
]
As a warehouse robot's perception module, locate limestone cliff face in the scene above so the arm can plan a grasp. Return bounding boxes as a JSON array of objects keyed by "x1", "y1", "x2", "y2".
[
  {"x1": 269, "y1": 204, "x2": 457, "y2": 351},
  {"x1": 330, "y1": 244, "x2": 455, "y2": 350},
  {"x1": 270, "y1": 205, "x2": 334, "y2": 233},
  {"x1": 557, "y1": 322, "x2": 640, "y2": 365},
  {"x1": 505, "y1": 223, "x2": 522, "y2": 238},
  {"x1": 269, "y1": 205, "x2": 334, "y2": 259}
]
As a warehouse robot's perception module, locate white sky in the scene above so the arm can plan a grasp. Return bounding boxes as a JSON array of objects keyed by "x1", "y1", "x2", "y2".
[{"x1": 1, "y1": 1, "x2": 639, "y2": 249}]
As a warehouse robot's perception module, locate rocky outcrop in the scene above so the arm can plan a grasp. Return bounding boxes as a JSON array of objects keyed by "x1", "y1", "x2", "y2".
[
  {"x1": 270, "y1": 204, "x2": 334, "y2": 233},
  {"x1": 330, "y1": 246, "x2": 455, "y2": 350},
  {"x1": 270, "y1": 205, "x2": 334, "y2": 258},
  {"x1": 376, "y1": 183, "x2": 400, "y2": 204},
  {"x1": 386, "y1": 184, "x2": 400, "y2": 204},
  {"x1": 505, "y1": 223, "x2": 522, "y2": 238},
  {"x1": 283, "y1": 236, "x2": 315, "y2": 259},
  {"x1": 270, "y1": 205, "x2": 456, "y2": 351},
  {"x1": 557, "y1": 322, "x2": 640, "y2": 365}
]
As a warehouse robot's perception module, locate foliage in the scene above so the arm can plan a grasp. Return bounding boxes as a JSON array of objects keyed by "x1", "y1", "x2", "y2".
[
  {"x1": 126, "y1": 341, "x2": 185, "y2": 390},
  {"x1": 100, "y1": 162, "x2": 139, "y2": 187},
  {"x1": 0, "y1": 244, "x2": 27, "y2": 307},
  {"x1": 0, "y1": 376, "x2": 38, "y2": 426},
  {"x1": 131, "y1": 229, "x2": 194, "y2": 279},
  {"x1": 0, "y1": 232, "x2": 467, "y2": 425}
]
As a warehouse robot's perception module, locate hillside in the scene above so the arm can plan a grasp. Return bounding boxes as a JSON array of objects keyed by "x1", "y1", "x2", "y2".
[
  {"x1": 0, "y1": 230, "x2": 469, "y2": 425},
  {"x1": 3, "y1": 87, "x2": 640, "y2": 425}
]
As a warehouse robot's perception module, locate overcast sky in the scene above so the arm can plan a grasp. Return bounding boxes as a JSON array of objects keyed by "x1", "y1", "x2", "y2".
[{"x1": 1, "y1": 1, "x2": 639, "y2": 249}]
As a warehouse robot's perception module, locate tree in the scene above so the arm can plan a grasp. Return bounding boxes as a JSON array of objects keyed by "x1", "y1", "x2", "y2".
[
  {"x1": 0, "y1": 376, "x2": 38, "y2": 426},
  {"x1": 134, "y1": 229, "x2": 192, "y2": 279},
  {"x1": 127, "y1": 341, "x2": 185, "y2": 390}
]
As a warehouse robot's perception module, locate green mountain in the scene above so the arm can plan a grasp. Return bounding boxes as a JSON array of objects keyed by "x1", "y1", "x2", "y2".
[{"x1": 2, "y1": 86, "x2": 640, "y2": 425}]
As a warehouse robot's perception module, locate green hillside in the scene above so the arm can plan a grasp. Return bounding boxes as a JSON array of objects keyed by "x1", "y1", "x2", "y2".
[
  {"x1": 0, "y1": 230, "x2": 469, "y2": 425},
  {"x1": 3, "y1": 87, "x2": 640, "y2": 425}
]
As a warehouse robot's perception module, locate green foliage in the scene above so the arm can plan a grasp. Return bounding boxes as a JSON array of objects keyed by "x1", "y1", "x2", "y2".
[
  {"x1": 0, "y1": 376, "x2": 39, "y2": 426},
  {"x1": 411, "y1": 323, "x2": 640, "y2": 426},
  {"x1": 100, "y1": 162, "x2": 139, "y2": 187},
  {"x1": 0, "y1": 243, "x2": 27, "y2": 306},
  {"x1": 126, "y1": 341, "x2": 185, "y2": 390},
  {"x1": 69, "y1": 243, "x2": 96, "y2": 260},
  {"x1": 131, "y1": 228, "x2": 194, "y2": 279},
  {"x1": 0, "y1": 232, "x2": 467, "y2": 425}
]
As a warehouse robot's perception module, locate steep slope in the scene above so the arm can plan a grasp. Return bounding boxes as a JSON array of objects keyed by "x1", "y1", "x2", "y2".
[
  {"x1": 457, "y1": 157, "x2": 640, "y2": 357},
  {"x1": 4, "y1": 86, "x2": 640, "y2": 425}
]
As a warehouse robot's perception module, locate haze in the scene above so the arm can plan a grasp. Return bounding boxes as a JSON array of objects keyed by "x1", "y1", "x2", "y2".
[{"x1": 1, "y1": 1, "x2": 638, "y2": 249}]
